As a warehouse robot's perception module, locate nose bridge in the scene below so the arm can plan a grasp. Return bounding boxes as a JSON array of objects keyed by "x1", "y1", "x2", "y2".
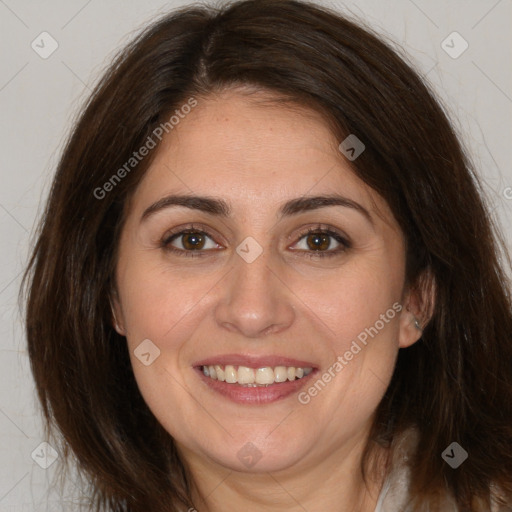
[{"x1": 214, "y1": 240, "x2": 295, "y2": 337}]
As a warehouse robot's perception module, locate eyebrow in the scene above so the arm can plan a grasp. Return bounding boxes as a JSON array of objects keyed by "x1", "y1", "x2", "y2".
[{"x1": 140, "y1": 194, "x2": 373, "y2": 225}]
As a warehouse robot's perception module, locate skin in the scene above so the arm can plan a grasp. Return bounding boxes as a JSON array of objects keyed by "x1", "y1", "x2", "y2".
[{"x1": 112, "y1": 87, "x2": 425, "y2": 512}]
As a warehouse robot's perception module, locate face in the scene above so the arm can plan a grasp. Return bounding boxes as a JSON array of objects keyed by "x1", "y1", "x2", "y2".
[{"x1": 112, "y1": 89, "x2": 422, "y2": 477}]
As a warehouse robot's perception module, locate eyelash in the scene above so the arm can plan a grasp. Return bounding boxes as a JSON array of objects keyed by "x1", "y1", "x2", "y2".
[{"x1": 160, "y1": 223, "x2": 351, "y2": 259}]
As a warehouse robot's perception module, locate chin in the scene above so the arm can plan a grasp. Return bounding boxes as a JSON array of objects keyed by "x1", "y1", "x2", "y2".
[{"x1": 197, "y1": 430, "x2": 311, "y2": 474}]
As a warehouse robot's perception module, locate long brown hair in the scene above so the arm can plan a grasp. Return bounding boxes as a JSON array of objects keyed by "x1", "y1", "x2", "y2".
[{"x1": 22, "y1": 0, "x2": 512, "y2": 510}]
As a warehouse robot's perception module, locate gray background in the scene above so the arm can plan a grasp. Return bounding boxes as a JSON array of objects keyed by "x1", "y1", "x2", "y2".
[{"x1": 0, "y1": 0, "x2": 511, "y2": 509}]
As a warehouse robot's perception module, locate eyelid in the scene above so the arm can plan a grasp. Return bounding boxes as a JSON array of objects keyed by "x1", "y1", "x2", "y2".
[
  {"x1": 161, "y1": 223, "x2": 224, "y2": 246},
  {"x1": 160, "y1": 223, "x2": 351, "y2": 258},
  {"x1": 288, "y1": 224, "x2": 351, "y2": 257},
  {"x1": 288, "y1": 223, "x2": 350, "y2": 245}
]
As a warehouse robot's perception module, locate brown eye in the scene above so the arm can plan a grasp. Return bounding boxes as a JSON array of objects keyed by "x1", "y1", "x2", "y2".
[
  {"x1": 305, "y1": 232, "x2": 331, "y2": 251},
  {"x1": 180, "y1": 232, "x2": 207, "y2": 250},
  {"x1": 162, "y1": 227, "x2": 220, "y2": 257},
  {"x1": 291, "y1": 226, "x2": 350, "y2": 258}
]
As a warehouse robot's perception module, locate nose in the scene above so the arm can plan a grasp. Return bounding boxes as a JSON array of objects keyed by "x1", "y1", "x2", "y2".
[{"x1": 214, "y1": 247, "x2": 296, "y2": 338}]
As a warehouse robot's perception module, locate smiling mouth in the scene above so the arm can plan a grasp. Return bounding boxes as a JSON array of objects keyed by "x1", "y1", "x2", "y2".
[{"x1": 200, "y1": 364, "x2": 313, "y2": 386}]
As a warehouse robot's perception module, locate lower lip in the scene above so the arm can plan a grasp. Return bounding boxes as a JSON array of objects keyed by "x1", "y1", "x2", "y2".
[{"x1": 195, "y1": 367, "x2": 317, "y2": 405}]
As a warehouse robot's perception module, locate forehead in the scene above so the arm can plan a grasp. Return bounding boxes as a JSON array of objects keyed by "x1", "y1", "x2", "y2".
[
  {"x1": 129, "y1": 89, "x2": 393, "y2": 224},
  {"x1": 164, "y1": 90, "x2": 341, "y2": 175}
]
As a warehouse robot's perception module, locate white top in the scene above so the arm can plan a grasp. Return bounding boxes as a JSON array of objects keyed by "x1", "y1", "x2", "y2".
[
  {"x1": 373, "y1": 478, "x2": 392, "y2": 512},
  {"x1": 372, "y1": 459, "x2": 411, "y2": 512},
  {"x1": 372, "y1": 448, "x2": 506, "y2": 512}
]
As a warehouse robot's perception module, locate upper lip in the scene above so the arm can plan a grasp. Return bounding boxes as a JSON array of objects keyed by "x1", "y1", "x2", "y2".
[{"x1": 193, "y1": 354, "x2": 318, "y2": 369}]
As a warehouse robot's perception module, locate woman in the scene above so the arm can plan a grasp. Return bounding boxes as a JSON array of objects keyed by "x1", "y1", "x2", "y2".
[{"x1": 22, "y1": 0, "x2": 512, "y2": 510}]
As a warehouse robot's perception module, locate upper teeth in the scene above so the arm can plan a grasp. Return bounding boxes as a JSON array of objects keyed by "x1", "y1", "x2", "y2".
[{"x1": 202, "y1": 365, "x2": 313, "y2": 386}]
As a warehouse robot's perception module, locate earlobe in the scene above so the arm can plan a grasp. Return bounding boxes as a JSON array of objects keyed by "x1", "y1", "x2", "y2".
[
  {"x1": 109, "y1": 294, "x2": 126, "y2": 336},
  {"x1": 412, "y1": 316, "x2": 423, "y2": 332},
  {"x1": 398, "y1": 305, "x2": 424, "y2": 348},
  {"x1": 398, "y1": 270, "x2": 435, "y2": 348}
]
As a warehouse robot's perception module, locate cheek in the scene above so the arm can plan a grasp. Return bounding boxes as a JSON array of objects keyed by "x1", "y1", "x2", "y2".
[
  {"x1": 304, "y1": 262, "x2": 403, "y2": 350},
  {"x1": 117, "y1": 262, "x2": 204, "y2": 437},
  {"x1": 117, "y1": 258, "x2": 218, "y2": 410},
  {"x1": 295, "y1": 259, "x2": 402, "y2": 417},
  {"x1": 117, "y1": 256, "x2": 210, "y2": 342}
]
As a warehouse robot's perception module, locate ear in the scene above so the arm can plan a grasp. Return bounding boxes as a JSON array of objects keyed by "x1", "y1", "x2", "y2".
[
  {"x1": 109, "y1": 290, "x2": 126, "y2": 336},
  {"x1": 398, "y1": 269, "x2": 435, "y2": 349}
]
